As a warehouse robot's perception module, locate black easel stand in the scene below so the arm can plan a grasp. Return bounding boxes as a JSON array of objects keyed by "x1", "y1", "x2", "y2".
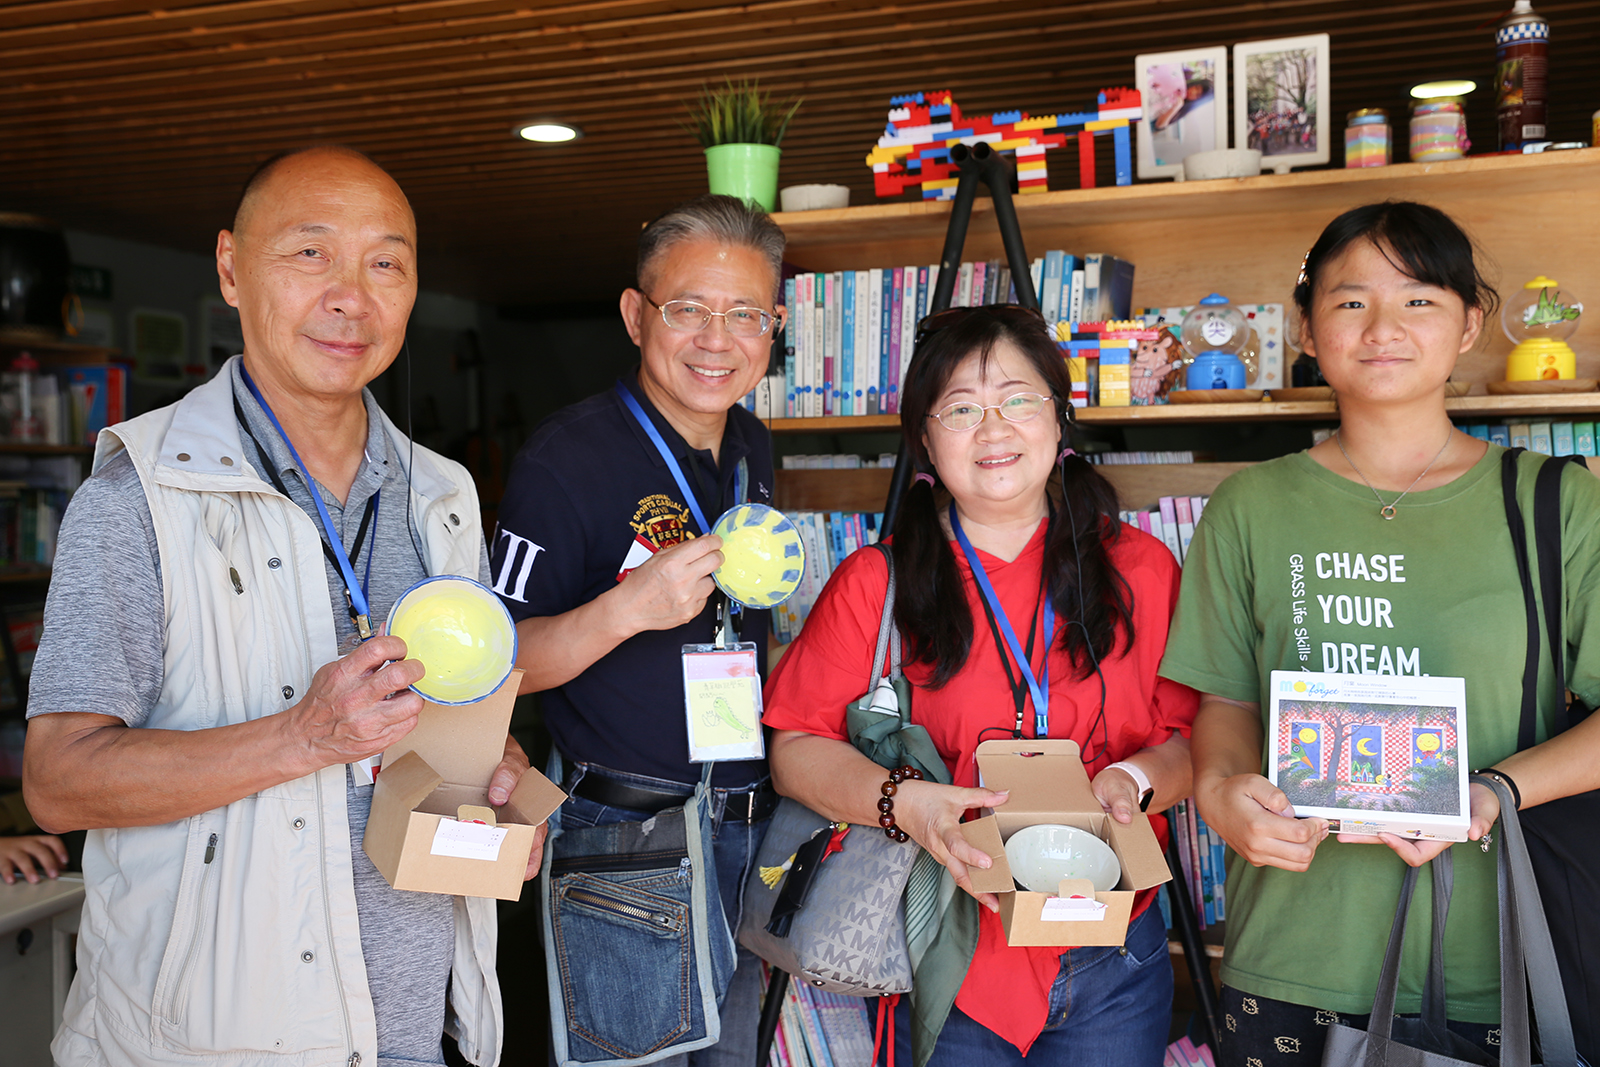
[
  {"x1": 878, "y1": 141, "x2": 1039, "y2": 538},
  {"x1": 1165, "y1": 811, "x2": 1222, "y2": 1051}
]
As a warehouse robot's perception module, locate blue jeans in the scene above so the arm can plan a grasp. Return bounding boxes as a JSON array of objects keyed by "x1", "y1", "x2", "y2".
[
  {"x1": 549, "y1": 761, "x2": 770, "y2": 1067},
  {"x1": 894, "y1": 906, "x2": 1173, "y2": 1066}
]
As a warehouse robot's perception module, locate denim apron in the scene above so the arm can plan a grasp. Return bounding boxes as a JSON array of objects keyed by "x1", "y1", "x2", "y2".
[{"x1": 542, "y1": 755, "x2": 737, "y2": 1066}]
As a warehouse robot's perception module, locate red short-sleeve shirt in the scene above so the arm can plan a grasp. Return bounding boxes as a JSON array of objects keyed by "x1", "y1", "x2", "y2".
[{"x1": 762, "y1": 519, "x2": 1197, "y2": 1055}]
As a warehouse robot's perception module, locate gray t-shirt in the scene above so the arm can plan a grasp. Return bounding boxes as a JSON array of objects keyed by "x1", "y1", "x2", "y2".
[{"x1": 29, "y1": 362, "x2": 492, "y2": 1066}]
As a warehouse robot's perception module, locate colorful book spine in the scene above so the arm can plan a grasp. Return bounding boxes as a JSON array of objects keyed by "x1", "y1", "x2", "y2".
[
  {"x1": 1553, "y1": 421, "x2": 1575, "y2": 457},
  {"x1": 783, "y1": 276, "x2": 797, "y2": 418},
  {"x1": 876, "y1": 267, "x2": 892, "y2": 415},
  {"x1": 1576, "y1": 422, "x2": 1596, "y2": 456},
  {"x1": 888, "y1": 268, "x2": 905, "y2": 413},
  {"x1": 1488, "y1": 424, "x2": 1511, "y2": 448},
  {"x1": 841, "y1": 271, "x2": 856, "y2": 417},
  {"x1": 1530, "y1": 421, "x2": 1553, "y2": 455}
]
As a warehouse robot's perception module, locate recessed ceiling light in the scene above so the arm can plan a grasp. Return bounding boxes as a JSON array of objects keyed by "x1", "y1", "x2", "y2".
[
  {"x1": 1410, "y1": 79, "x2": 1477, "y2": 99},
  {"x1": 515, "y1": 122, "x2": 582, "y2": 143}
]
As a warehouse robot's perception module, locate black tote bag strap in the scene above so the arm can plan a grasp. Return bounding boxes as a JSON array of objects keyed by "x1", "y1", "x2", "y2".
[
  {"x1": 1473, "y1": 772, "x2": 1580, "y2": 1067},
  {"x1": 1533, "y1": 454, "x2": 1588, "y2": 731},
  {"x1": 1365, "y1": 852, "x2": 1454, "y2": 1034},
  {"x1": 1502, "y1": 448, "x2": 1543, "y2": 751}
]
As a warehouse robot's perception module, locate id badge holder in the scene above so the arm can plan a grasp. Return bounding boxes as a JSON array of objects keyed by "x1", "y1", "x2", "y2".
[{"x1": 682, "y1": 598, "x2": 766, "y2": 763}]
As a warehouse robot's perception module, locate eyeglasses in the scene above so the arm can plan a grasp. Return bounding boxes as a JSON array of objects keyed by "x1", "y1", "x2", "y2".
[
  {"x1": 928, "y1": 392, "x2": 1053, "y2": 432},
  {"x1": 915, "y1": 304, "x2": 1047, "y2": 346},
  {"x1": 645, "y1": 295, "x2": 780, "y2": 338}
]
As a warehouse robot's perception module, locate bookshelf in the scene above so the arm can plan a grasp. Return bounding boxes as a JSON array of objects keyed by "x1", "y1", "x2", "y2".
[
  {"x1": 768, "y1": 150, "x2": 1600, "y2": 510},
  {"x1": 0, "y1": 339, "x2": 117, "y2": 725}
]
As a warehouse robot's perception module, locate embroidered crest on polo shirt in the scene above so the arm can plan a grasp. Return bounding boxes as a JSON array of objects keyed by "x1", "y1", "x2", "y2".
[{"x1": 618, "y1": 494, "x2": 695, "y2": 581}]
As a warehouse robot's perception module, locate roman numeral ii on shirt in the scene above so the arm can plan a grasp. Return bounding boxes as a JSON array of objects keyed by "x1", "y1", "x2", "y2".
[{"x1": 491, "y1": 527, "x2": 544, "y2": 602}]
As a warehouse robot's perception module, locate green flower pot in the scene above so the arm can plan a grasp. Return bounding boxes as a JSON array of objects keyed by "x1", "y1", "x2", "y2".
[{"x1": 704, "y1": 143, "x2": 781, "y2": 212}]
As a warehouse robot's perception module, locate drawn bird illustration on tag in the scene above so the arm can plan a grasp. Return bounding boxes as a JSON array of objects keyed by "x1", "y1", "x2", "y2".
[{"x1": 702, "y1": 694, "x2": 752, "y2": 737}]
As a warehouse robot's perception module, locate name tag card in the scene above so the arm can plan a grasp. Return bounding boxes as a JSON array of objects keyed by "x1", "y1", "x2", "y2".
[
  {"x1": 430, "y1": 819, "x2": 509, "y2": 862},
  {"x1": 682, "y1": 642, "x2": 766, "y2": 763}
]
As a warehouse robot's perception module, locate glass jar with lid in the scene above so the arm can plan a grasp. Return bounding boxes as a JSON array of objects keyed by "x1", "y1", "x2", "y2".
[
  {"x1": 1410, "y1": 98, "x2": 1470, "y2": 162},
  {"x1": 1345, "y1": 108, "x2": 1391, "y2": 167}
]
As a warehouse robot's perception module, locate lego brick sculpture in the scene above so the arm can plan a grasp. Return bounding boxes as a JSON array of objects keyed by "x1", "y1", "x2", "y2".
[{"x1": 866, "y1": 89, "x2": 1143, "y2": 200}]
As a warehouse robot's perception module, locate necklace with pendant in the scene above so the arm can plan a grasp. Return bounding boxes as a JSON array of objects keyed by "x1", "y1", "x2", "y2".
[{"x1": 1334, "y1": 428, "x2": 1453, "y2": 520}]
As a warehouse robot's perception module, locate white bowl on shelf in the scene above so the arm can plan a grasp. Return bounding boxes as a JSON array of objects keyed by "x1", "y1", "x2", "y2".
[
  {"x1": 1182, "y1": 148, "x2": 1263, "y2": 181},
  {"x1": 779, "y1": 184, "x2": 850, "y2": 212},
  {"x1": 1003, "y1": 824, "x2": 1122, "y2": 894}
]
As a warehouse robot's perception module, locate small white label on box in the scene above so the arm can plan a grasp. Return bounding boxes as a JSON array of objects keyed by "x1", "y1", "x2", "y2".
[
  {"x1": 1041, "y1": 895, "x2": 1107, "y2": 922},
  {"x1": 430, "y1": 819, "x2": 508, "y2": 861}
]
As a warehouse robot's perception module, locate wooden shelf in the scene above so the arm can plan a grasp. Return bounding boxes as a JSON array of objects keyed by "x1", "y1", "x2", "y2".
[
  {"x1": 768, "y1": 392, "x2": 1600, "y2": 435},
  {"x1": 767, "y1": 415, "x2": 900, "y2": 434},
  {"x1": 776, "y1": 462, "x2": 1260, "y2": 513},
  {"x1": 0, "y1": 336, "x2": 121, "y2": 363},
  {"x1": 774, "y1": 149, "x2": 1600, "y2": 386},
  {"x1": 0, "y1": 567, "x2": 50, "y2": 583},
  {"x1": 0, "y1": 444, "x2": 94, "y2": 455}
]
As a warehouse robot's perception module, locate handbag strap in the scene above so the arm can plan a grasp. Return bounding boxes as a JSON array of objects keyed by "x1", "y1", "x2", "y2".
[
  {"x1": 866, "y1": 542, "x2": 904, "y2": 685},
  {"x1": 1502, "y1": 448, "x2": 1543, "y2": 751},
  {"x1": 1473, "y1": 772, "x2": 1579, "y2": 1067},
  {"x1": 1502, "y1": 449, "x2": 1589, "y2": 747},
  {"x1": 1534, "y1": 454, "x2": 1587, "y2": 730},
  {"x1": 1366, "y1": 850, "x2": 1453, "y2": 1032}
]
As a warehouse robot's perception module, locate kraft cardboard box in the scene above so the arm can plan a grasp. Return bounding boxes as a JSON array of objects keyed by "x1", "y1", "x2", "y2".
[
  {"x1": 363, "y1": 670, "x2": 567, "y2": 901},
  {"x1": 960, "y1": 738, "x2": 1171, "y2": 947}
]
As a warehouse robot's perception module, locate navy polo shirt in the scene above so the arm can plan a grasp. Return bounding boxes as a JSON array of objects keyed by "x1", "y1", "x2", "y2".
[{"x1": 491, "y1": 371, "x2": 773, "y2": 789}]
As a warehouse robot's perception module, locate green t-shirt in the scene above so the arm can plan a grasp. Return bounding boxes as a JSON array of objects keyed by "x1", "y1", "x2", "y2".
[{"x1": 1160, "y1": 444, "x2": 1600, "y2": 1020}]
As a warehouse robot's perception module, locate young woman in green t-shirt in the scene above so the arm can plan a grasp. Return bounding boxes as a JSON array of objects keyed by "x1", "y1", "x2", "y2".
[{"x1": 1163, "y1": 201, "x2": 1600, "y2": 1065}]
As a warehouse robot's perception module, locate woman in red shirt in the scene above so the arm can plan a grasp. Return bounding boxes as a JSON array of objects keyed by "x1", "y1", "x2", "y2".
[{"x1": 763, "y1": 306, "x2": 1197, "y2": 1066}]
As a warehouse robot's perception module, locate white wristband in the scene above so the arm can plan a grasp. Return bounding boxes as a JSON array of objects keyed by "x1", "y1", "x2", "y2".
[{"x1": 1105, "y1": 760, "x2": 1153, "y2": 799}]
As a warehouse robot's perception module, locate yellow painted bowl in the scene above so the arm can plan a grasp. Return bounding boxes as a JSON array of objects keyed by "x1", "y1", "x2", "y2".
[
  {"x1": 385, "y1": 576, "x2": 517, "y2": 705},
  {"x1": 710, "y1": 503, "x2": 806, "y2": 608}
]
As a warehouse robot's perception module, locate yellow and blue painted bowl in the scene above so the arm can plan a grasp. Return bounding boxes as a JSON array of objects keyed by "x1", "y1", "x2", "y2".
[
  {"x1": 710, "y1": 503, "x2": 806, "y2": 608},
  {"x1": 385, "y1": 575, "x2": 517, "y2": 705}
]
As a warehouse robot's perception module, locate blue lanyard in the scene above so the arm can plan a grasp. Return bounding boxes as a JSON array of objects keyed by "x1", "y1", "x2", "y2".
[
  {"x1": 615, "y1": 381, "x2": 711, "y2": 535},
  {"x1": 950, "y1": 503, "x2": 1054, "y2": 736},
  {"x1": 240, "y1": 365, "x2": 376, "y2": 638}
]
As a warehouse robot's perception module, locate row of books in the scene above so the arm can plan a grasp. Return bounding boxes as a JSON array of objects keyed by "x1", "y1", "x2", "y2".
[
  {"x1": 741, "y1": 252, "x2": 1136, "y2": 420},
  {"x1": 779, "y1": 453, "x2": 898, "y2": 470},
  {"x1": 1152, "y1": 799, "x2": 1228, "y2": 931},
  {"x1": 772, "y1": 511, "x2": 884, "y2": 645},
  {"x1": 0, "y1": 487, "x2": 69, "y2": 569},
  {"x1": 1461, "y1": 420, "x2": 1600, "y2": 456},
  {"x1": 1121, "y1": 496, "x2": 1209, "y2": 567},
  {"x1": 762, "y1": 964, "x2": 875, "y2": 1067},
  {"x1": 1166, "y1": 1036, "x2": 1217, "y2": 1067}
]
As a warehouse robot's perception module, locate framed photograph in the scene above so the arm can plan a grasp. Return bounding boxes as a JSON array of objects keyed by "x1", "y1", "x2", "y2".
[
  {"x1": 1233, "y1": 33, "x2": 1331, "y2": 173},
  {"x1": 1134, "y1": 47, "x2": 1229, "y2": 179}
]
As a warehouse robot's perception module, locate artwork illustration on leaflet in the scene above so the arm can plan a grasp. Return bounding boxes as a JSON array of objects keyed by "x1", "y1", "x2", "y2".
[{"x1": 617, "y1": 494, "x2": 695, "y2": 581}]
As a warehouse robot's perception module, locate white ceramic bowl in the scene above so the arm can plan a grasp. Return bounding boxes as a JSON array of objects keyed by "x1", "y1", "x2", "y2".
[
  {"x1": 1182, "y1": 148, "x2": 1263, "y2": 181},
  {"x1": 1003, "y1": 824, "x2": 1122, "y2": 894},
  {"x1": 779, "y1": 184, "x2": 850, "y2": 212}
]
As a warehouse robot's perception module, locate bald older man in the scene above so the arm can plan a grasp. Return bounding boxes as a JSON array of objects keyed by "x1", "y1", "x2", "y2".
[{"x1": 23, "y1": 146, "x2": 538, "y2": 1067}]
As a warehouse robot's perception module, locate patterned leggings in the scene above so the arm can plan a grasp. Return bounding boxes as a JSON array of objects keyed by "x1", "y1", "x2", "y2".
[{"x1": 1216, "y1": 985, "x2": 1500, "y2": 1067}]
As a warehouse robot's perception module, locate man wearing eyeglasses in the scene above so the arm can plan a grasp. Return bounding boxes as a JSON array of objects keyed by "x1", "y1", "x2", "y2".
[{"x1": 490, "y1": 194, "x2": 785, "y2": 1067}]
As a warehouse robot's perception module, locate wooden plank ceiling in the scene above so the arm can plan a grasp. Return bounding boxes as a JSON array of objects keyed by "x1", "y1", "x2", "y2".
[{"x1": 3, "y1": 0, "x2": 1596, "y2": 310}]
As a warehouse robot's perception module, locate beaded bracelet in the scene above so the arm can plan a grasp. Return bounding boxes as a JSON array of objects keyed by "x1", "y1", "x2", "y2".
[{"x1": 878, "y1": 765, "x2": 923, "y2": 842}]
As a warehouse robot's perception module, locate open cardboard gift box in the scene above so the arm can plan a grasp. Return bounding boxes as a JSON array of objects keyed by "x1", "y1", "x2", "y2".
[
  {"x1": 959, "y1": 738, "x2": 1171, "y2": 947},
  {"x1": 363, "y1": 670, "x2": 567, "y2": 901}
]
